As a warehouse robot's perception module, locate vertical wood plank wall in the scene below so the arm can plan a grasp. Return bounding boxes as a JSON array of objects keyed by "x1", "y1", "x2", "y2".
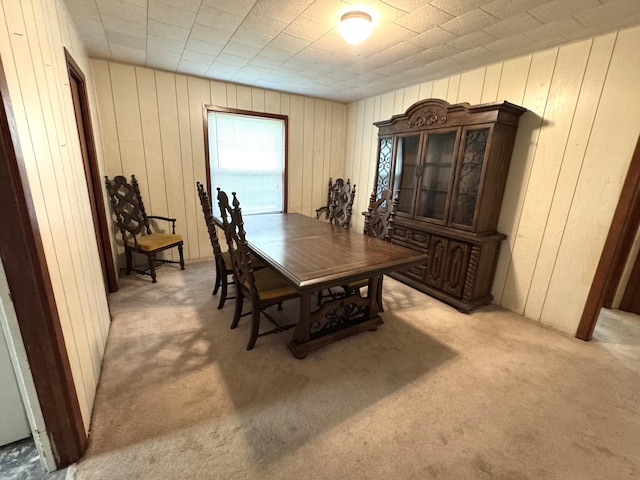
[
  {"x1": 345, "y1": 26, "x2": 640, "y2": 336},
  {"x1": 0, "y1": 0, "x2": 111, "y2": 430},
  {"x1": 91, "y1": 60, "x2": 347, "y2": 264}
]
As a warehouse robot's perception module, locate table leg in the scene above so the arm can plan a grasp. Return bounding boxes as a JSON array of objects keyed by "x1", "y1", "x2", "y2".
[
  {"x1": 288, "y1": 291, "x2": 311, "y2": 359},
  {"x1": 288, "y1": 277, "x2": 384, "y2": 359},
  {"x1": 368, "y1": 275, "x2": 380, "y2": 317}
]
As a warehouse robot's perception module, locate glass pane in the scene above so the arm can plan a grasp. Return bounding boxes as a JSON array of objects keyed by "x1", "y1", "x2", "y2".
[
  {"x1": 375, "y1": 137, "x2": 393, "y2": 198},
  {"x1": 418, "y1": 132, "x2": 456, "y2": 220},
  {"x1": 394, "y1": 135, "x2": 421, "y2": 214},
  {"x1": 452, "y1": 129, "x2": 489, "y2": 226}
]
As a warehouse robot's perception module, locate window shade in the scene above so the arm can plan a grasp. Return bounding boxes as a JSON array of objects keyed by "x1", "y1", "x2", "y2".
[{"x1": 208, "y1": 112, "x2": 285, "y2": 215}]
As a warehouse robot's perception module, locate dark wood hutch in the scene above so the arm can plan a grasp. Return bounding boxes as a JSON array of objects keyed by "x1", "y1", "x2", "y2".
[{"x1": 373, "y1": 98, "x2": 526, "y2": 312}]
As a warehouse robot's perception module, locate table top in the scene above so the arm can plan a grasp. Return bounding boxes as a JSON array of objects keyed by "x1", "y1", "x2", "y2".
[{"x1": 242, "y1": 213, "x2": 428, "y2": 291}]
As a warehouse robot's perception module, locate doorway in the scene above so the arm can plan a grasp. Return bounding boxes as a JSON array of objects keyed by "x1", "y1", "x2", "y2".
[
  {"x1": 618, "y1": 243, "x2": 640, "y2": 314},
  {"x1": 64, "y1": 49, "x2": 117, "y2": 293},
  {"x1": 577, "y1": 134, "x2": 640, "y2": 339},
  {"x1": 0, "y1": 302, "x2": 30, "y2": 447},
  {"x1": 0, "y1": 55, "x2": 87, "y2": 468}
]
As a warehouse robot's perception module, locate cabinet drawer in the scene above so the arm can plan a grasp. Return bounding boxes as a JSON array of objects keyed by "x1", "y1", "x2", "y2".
[
  {"x1": 391, "y1": 236, "x2": 428, "y2": 283},
  {"x1": 392, "y1": 225, "x2": 430, "y2": 249},
  {"x1": 402, "y1": 263, "x2": 427, "y2": 283}
]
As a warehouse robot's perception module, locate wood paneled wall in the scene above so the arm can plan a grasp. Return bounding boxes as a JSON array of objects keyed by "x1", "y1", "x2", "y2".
[
  {"x1": 345, "y1": 26, "x2": 640, "y2": 336},
  {"x1": 91, "y1": 60, "x2": 347, "y2": 263},
  {"x1": 0, "y1": 0, "x2": 111, "y2": 429}
]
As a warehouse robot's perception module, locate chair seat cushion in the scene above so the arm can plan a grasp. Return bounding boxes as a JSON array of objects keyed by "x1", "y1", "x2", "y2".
[
  {"x1": 127, "y1": 233, "x2": 183, "y2": 252},
  {"x1": 247, "y1": 267, "x2": 297, "y2": 301},
  {"x1": 221, "y1": 251, "x2": 233, "y2": 270}
]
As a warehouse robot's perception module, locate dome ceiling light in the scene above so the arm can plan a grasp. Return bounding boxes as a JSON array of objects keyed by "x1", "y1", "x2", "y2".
[{"x1": 339, "y1": 9, "x2": 374, "y2": 45}]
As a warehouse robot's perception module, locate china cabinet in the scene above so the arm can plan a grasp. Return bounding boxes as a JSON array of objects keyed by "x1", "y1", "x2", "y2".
[{"x1": 373, "y1": 98, "x2": 526, "y2": 312}]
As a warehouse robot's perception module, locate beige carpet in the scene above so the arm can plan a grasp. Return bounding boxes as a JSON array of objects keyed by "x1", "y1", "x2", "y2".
[{"x1": 75, "y1": 259, "x2": 640, "y2": 479}]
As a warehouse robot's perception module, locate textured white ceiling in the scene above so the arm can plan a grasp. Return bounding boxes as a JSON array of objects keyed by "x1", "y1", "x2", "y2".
[{"x1": 64, "y1": 0, "x2": 640, "y2": 102}]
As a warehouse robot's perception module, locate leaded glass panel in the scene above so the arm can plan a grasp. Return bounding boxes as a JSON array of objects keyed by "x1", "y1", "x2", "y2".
[
  {"x1": 375, "y1": 137, "x2": 393, "y2": 198},
  {"x1": 452, "y1": 129, "x2": 489, "y2": 226}
]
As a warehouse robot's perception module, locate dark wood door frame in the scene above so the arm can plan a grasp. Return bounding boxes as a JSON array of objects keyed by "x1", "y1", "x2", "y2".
[
  {"x1": 64, "y1": 49, "x2": 117, "y2": 293},
  {"x1": 577, "y1": 134, "x2": 640, "y2": 340},
  {"x1": 0, "y1": 59, "x2": 86, "y2": 466}
]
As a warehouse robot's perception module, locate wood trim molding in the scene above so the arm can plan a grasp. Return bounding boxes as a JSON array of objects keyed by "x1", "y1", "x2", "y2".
[
  {"x1": 64, "y1": 48, "x2": 118, "y2": 293},
  {"x1": 576, "y1": 134, "x2": 640, "y2": 340},
  {"x1": 0, "y1": 58, "x2": 86, "y2": 466}
]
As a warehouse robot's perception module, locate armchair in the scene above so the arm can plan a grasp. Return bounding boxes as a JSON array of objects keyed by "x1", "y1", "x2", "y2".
[{"x1": 105, "y1": 174, "x2": 184, "y2": 283}]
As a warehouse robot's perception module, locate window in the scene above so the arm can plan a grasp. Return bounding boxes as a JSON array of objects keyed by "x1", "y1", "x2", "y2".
[{"x1": 205, "y1": 106, "x2": 287, "y2": 215}]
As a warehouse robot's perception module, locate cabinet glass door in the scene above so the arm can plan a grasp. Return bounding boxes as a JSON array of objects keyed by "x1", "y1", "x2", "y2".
[
  {"x1": 417, "y1": 131, "x2": 457, "y2": 221},
  {"x1": 374, "y1": 137, "x2": 393, "y2": 198},
  {"x1": 451, "y1": 128, "x2": 489, "y2": 227},
  {"x1": 394, "y1": 134, "x2": 421, "y2": 215}
]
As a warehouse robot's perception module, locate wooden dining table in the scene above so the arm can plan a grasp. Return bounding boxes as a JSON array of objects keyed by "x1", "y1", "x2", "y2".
[{"x1": 242, "y1": 213, "x2": 428, "y2": 359}]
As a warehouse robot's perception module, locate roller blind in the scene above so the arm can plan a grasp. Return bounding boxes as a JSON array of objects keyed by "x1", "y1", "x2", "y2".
[{"x1": 208, "y1": 111, "x2": 285, "y2": 215}]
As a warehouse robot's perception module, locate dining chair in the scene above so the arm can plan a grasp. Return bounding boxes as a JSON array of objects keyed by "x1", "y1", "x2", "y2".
[
  {"x1": 217, "y1": 189, "x2": 299, "y2": 350},
  {"x1": 318, "y1": 188, "x2": 398, "y2": 311},
  {"x1": 350, "y1": 188, "x2": 399, "y2": 311},
  {"x1": 363, "y1": 188, "x2": 398, "y2": 241},
  {"x1": 105, "y1": 174, "x2": 184, "y2": 283},
  {"x1": 315, "y1": 177, "x2": 335, "y2": 219},
  {"x1": 328, "y1": 178, "x2": 356, "y2": 229},
  {"x1": 196, "y1": 182, "x2": 234, "y2": 309}
]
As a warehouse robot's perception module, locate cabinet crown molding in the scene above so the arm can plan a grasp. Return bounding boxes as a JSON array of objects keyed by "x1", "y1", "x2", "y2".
[{"x1": 374, "y1": 98, "x2": 526, "y2": 133}]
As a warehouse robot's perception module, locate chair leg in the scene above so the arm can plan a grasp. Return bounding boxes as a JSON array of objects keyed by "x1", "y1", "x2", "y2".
[
  {"x1": 178, "y1": 243, "x2": 185, "y2": 270},
  {"x1": 247, "y1": 303, "x2": 261, "y2": 350},
  {"x1": 217, "y1": 272, "x2": 229, "y2": 309},
  {"x1": 231, "y1": 290, "x2": 244, "y2": 329},
  {"x1": 213, "y1": 261, "x2": 222, "y2": 295},
  {"x1": 148, "y1": 254, "x2": 157, "y2": 283},
  {"x1": 125, "y1": 248, "x2": 132, "y2": 275}
]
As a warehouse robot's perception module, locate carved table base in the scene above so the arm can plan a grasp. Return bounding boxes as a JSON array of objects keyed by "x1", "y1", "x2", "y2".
[{"x1": 288, "y1": 276, "x2": 383, "y2": 359}]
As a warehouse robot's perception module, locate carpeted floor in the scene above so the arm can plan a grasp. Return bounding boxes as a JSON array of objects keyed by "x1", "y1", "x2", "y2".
[{"x1": 75, "y1": 259, "x2": 640, "y2": 479}]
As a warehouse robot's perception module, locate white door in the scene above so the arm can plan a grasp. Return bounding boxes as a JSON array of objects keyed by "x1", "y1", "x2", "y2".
[
  {"x1": 0, "y1": 313, "x2": 30, "y2": 446},
  {"x1": 0, "y1": 259, "x2": 55, "y2": 470}
]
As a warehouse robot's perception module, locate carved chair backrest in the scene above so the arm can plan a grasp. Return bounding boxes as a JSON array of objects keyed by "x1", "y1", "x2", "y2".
[
  {"x1": 196, "y1": 182, "x2": 223, "y2": 260},
  {"x1": 323, "y1": 177, "x2": 334, "y2": 211},
  {"x1": 216, "y1": 189, "x2": 258, "y2": 296},
  {"x1": 105, "y1": 174, "x2": 150, "y2": 244},
  {"x1": 329, "y1": 178, "x2": 356, "y2": 229},
  {"x1": 363, "y1": 188, "x2": 398, "y2": 241}
]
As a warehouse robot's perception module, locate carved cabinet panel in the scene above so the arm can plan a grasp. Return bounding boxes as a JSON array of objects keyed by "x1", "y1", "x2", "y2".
[
  {"x1": 376, "y1": 98, "x2": 526, "y2": 312},
  {"x1": 441, "y1": 239, "x2": 470, "y2": 298}
]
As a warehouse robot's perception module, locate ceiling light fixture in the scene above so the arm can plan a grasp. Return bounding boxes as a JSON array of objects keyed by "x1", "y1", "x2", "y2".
[{"x1": 339, "y1": 10, "x2": 373, "y2": 45}]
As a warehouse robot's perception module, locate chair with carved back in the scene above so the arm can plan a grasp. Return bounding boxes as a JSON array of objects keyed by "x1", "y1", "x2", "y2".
[
  {"x1": 356, "y1": 188, "x2": 399, "y2": 311},
  {"x1": 196, "y1": 182, "x2": 234, "y2": 309},
  {"x1": 318, "y1": 188, "x2": 398, "y2": 311},
  {"x1": 363, "y1": 188, "x2": 398, "y2": 242},
  {"x1": 217, "y1": 189, "x2": 299, "y2": 350},
  {"x1": 315, "y1": 177, "x2": 334, "y2": 220},
  {"x1": 328, "y1": 178, "x2": 356, "y2": 229},
  {"x1": 105, "y1": 174, "x2": 184, "y2": 283}
]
